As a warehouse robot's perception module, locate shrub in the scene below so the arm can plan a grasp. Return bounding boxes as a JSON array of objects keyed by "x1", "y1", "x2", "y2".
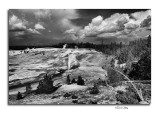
[
  {"x1": 63, "y1": 93, "x2": 71, "y2": 98},
  {"x1": 77, "y1": 76, "x2": 85, "y2": 85},
  {"x1": 71, "y1": 78, "x2": 77, "y2": 84},
  {"x1": 52, "y1": 95, "x2": 59, "y2": 99},
  {"x1": 117, "y1": 90, "x2": 124, "y2": 95},
  {"x1": 72, "y1": 100, "x2": 78, "y2": 104},
  {"x1": 36, "y1": 75, "x2": 55, "y2": 94},
  {"x1": 16, "y1": 91, "x2": 23, "y2": 100},
  {"x1": 89, "y1": 100, "x2": 98, "y2": 104},
  {"x1": 89, "y1": 84, "x2": 99, "y2": 94},
  {"x1": 71, "y1": 95, "x2": 78, "y2": 99},
  {"x1": 96, "y1": 78, "x2": 107, "y2": 86},
  {"x1": 116, "y1": 93, "x2": 139, "y2": 104},
  {"x1": 116, "y1": 86, "x2": 141, "y2": 104}
]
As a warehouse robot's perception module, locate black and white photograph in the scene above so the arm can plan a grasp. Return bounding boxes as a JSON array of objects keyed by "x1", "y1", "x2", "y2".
[{"x1": 8, "y1": 9, "x2": 151, "y2": 105}]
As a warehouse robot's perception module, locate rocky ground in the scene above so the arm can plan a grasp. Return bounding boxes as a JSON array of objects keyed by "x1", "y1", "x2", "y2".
[{"x1": 8, "y1": 48, "x2": 151, "y2": 105}]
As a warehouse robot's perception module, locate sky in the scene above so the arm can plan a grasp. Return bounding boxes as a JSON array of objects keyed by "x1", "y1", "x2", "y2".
[{"x1": 8, "y1": 9, "x2": 151, "y2": 46}]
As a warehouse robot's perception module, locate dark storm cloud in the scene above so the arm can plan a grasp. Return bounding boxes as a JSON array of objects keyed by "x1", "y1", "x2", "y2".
[
  {"x1": 70, "y1": 9, "x2": 149, "y2": 26},
  {"x1": 140, "y1": 15, "x2": 151, "y2": 30},
  {"x1": 9, "y1": 9, "x2": 82, "y2": 46},
  {"x1": 76, "y1": 9, "x2": 149, "y2": 17},
  {"x1": 70, "y1": 18, "x2": 90, "y2": 28},
  {"x1": 8, "y1": 9, "x2": 151, "y2": 46},
  {"x1": 9, "y1": 28, "x2": 25, "y2": 32}
]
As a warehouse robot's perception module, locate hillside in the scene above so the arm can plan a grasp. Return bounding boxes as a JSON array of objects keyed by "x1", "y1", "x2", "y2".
[{"x1": 8, "y1": 48, "x2": 151, "y2": 104}]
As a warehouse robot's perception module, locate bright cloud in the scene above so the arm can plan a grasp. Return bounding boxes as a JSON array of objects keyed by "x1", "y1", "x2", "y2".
[
  {"x1": 9, "y1": 14, "x2": 41, "y2": 36},
  {"x1": 131, "y1": 10, "x2": 151, "y2": 24},
  {"x1": 65, "y1": 10, "x2": 151, "y2": 40},
  {"x1": 9, "y1": 15, "x2": 28, "y2": 29},
  {"x1": 27, "y1": 28, "x2": 41, "y2": 34},
  {"x1": 65, "y1": 28, "x2": 76, "y2": 34},
  {"x1": 17, "y1": 9, "x2": 81, "y2": 38},
  {"x1": 34, "y1": 23, "x2": 45, "y2": 30},
  {"x1": 18, "y1": 9, "x2": 79, "y2": 27},
  {"x1": 83, "y1": 13, "x2": 130, "y2": 37},
  {"x1": 91, "y1": 16, "x2": 103, "y2": 26}
]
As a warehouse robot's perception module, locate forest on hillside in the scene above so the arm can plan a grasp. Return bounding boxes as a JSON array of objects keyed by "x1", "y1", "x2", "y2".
[{"x1": 54, "y1": 35, "x2": 151, "y2": 81}]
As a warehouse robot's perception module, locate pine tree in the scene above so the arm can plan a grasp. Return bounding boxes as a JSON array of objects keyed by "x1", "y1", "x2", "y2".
[
  {"x1": 66, "y1": 75, "x2": 71, "y2": 85},
  {"x1": 17, "y1": 91, "x2": 23, "y2": 100},
  {"x1": 89, "y1": 84, "x2": 99, "y2": 94},
  {"x1": 120, "y1": 42, "x2": 122, "y2": 49},
  {"x1": 26, "y1": 83, "x2": 32, "y2": 95},
  {"x1": 110, "y1": 58, "x2": 115, "y2": 68},
  {"x1": 36, "y1": 74, "x2": 55, "y2": 94},
  {"x1": 77, "y1": 76, "x2": 84, "y2": 85},
  {"x1": 71, "y1": 78, "x2": 76, "y2": 84}
]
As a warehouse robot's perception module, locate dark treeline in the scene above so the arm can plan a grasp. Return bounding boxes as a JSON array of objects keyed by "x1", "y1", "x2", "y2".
[
  {"x1": 9, "y1": 42, "x2": 124, "y2": 53},
  {"x1": 9, "y1": 36, "x2": 151, "y2": 63},
  {"x1": 53, "y1": 42, "x2": 124, "y2": 53},
  {"x1": 9, "y1": 45, "x2": 52, "y2": 50}
]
